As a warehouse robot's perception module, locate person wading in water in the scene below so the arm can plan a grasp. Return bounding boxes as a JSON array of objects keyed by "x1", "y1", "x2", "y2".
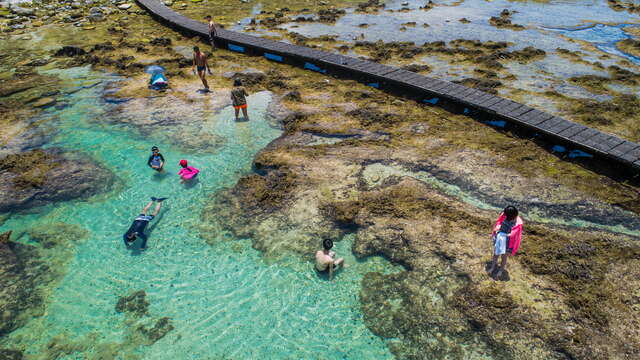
[{"x1": 192, "y1": 46, "x2": 212, "y2": 91}]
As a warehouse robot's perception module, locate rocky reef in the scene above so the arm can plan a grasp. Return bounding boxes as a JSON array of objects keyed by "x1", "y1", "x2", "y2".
[
  {"x1": 200, "y1": 64, "x2": 640, "y2": 358},
  {"x1": 0, "y1": 224, "x2": 89, "y2": 337},
  {"x1": 0, "y1": 149, "x2": 115, "y2": 213}
]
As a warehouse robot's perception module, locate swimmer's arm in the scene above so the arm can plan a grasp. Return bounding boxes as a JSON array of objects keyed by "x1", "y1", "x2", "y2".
[
  {"x1": 147, "y1": 155, "x2": 154, "y2": 167},
  {"x1": 192, "y1": 55, "x2": 196, "y2": 73},
  {"x1": 159, "y1": 153, "x2": 165, "y2": 167}
]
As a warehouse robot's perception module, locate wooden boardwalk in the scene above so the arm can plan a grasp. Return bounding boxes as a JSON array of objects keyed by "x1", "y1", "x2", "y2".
[{"x1": 136, "y1": 0, "x2": 640, "y2": 170}]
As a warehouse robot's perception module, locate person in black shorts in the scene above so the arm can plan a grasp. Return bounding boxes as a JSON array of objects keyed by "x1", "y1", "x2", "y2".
[
  {"x1": 123, "y1": 197, "x2": 167, "y2": 250},
  {"x1": 192, "y1": 46, "x2": 212, "y2": 91},
  {"x1": 205, "y1": 15, "x2": 218, "y2": 50}
]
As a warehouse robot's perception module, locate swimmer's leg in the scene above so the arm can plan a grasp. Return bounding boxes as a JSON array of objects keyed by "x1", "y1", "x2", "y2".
[
  {"x1": 234, "y1": 107, "x2": 240, "y2": 121},
  {"x1": 241, "y1": 107, "x2": 249, "y2": 121},
  {"x1": 152, "y1": 200, "x2": 163, "y2": 217},
  {"x1": 141, "y1": 201, "x2": 154, "y2": 215}
]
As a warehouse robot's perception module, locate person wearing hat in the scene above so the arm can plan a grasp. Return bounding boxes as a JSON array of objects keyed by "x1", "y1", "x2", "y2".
[
  {"x1": 147, "y1": 146, "x2": 165, "y2": 172},
  {"x1": 178, "y1": 159, "x2": 200, "y2": 184}
]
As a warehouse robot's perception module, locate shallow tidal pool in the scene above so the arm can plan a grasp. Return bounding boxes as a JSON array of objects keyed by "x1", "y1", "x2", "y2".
[{"x1": 0, "y1": 68, "x2": 401, "y2": 359}]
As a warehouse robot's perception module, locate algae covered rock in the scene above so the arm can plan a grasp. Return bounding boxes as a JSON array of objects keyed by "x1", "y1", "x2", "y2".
[
  {"x1": 0, "y1": 149, "x2": 115, "y2": 213},
  {"x1": 1, "y1": 223, "x2": 89, "y2": 336},
  {"x1": 116, "y1": 290, "x2": 150, "y2": 317}
]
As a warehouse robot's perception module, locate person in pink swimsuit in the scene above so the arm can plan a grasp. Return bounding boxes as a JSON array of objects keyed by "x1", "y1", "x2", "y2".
[{"x1": 178, "y1": 159, "x2": 200, "y2": 184}]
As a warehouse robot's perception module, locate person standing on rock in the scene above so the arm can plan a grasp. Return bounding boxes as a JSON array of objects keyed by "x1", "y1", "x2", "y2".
[
  {"x1": 231, "y1": 78, "x2": 249, "y2": 121},
  {"x1": 192, "y1": 46, "x2": 212, "y2": 91},
  {"x1": 315, "y1": 239, "x2": 344, "y2": 280},
  {"x1": 123, "y1": 197, "x2": 167, "y2": 250},
  {"x1": 206, "y1": 15, "x2": 218, "y2": 50},
  {"x1": 488, "y1": 206, "x2": 523, "y2": 279}
]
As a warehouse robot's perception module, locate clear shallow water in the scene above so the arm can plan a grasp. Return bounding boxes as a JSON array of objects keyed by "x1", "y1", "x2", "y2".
[{"x1": 0, "y1": 68, "x2": 399, "y2": 359}]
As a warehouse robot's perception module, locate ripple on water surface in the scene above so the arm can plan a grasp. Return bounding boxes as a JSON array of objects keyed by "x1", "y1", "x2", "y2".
[{"x1": 0, "y1": 68, "x2": 400, "y2": 359}]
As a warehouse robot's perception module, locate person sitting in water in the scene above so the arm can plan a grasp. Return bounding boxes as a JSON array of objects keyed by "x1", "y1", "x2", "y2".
[
  {"x1": 315, "y1": 239, "x2": 344, "y2": 280},
  {"x1": 488, "y1": 205, "x2": 524, "y2": 279},
  {"x1": 123, "y1": 197, "x2": 167, "y2": 250},
  {"x1": 178, "y1": 159, "x2": 200, "y2": 184},
  {"x1": 147, "y1": 146, "x2": 165, "y2": 172},
  {"x1": 230, "y1": 78, "x2": 249, "y2": 121}
]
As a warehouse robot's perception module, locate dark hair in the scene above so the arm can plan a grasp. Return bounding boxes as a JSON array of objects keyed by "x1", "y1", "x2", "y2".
[
  {"x1": 322, "y1": 239, "x2": 333, "y2": 250},
  {"x1": 233, "y1": 78, "x2": 242, "y2": 87},
  {"x1": 205, "y1": 15, "x2": 212, "y2": 19},
  {"x1": 193, "y1": 46, "x2": 200, "y2": 52},
  {"x1": 151, "y1": 146, "x2": 158, "y2": 151},
  {"x1": 504, "y1": 206, "x2": 518, "y2": 221}
]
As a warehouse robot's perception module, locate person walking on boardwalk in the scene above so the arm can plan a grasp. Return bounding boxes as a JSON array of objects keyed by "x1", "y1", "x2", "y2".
[
  {"x1": 123, "y1": 197, "x2": 167, "y2": 250},
  {"x1": 192, "y1": 46, "x2": 212, "y2": 91},
  {"x1": 231, "y1": 78, "x2": 249, "y2": 121},
  {"x1": 488, "y1": 206, "x2": 523, "y2": 279},
  {"x1": 205, "y1": 15, "x2": 218, "y2": 50}
]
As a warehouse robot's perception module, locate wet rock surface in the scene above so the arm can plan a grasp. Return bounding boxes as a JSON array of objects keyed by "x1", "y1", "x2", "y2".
[
  {"x1": 116, "y1": 290, "x2": 150, "y2": 317},
  {"x1": 0, "y1": 149, "x2": 115, "y2": 213},
  {"x1": 0, "y1": 224, "x2": 89, "y2": 336}
]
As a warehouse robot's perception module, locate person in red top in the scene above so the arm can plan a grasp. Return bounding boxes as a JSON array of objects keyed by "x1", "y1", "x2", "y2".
[{"x1": 488, "y1": 206, "x2": 524, "y2": 278}]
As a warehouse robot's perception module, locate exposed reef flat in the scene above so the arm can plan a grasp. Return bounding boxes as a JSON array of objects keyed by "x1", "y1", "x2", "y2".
[{"x1": 1, "y1": 0, "x2": 640, "y2": 358}]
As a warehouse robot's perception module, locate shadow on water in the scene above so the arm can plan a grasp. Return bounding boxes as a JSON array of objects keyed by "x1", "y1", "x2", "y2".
[
  {"x1": 151, "y1": 169, "x2": 170, "y2": 182},
  {"x1": 183, "y1": 176, "x2": 200, "y2": 189}
]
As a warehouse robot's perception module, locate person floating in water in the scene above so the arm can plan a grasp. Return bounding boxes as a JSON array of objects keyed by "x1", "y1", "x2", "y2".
[
  {"x1": 315, "y1": 239, "x2": 344, "y2": 280},
  {"x1": 147, "y1": 146, "x2": 165, "y2": 172},
  {"x1": 488, "y1": 205, "x2": 523, "y2": 279},
  {"x1": 192, "y1": 46, "x2": 212, "y2": 91},
  {"x1": 231, "y1": 78, "x2": 249, "y2": 121},
  {"x1": 123, "y1": 197, "x2": 167, "y2": 250},
  {"x1": 205, "y1": 15, "x2": 218, "y2": 50},
  {"x1": 178, "y1": 159, "x2": 200, "y2": 184}
]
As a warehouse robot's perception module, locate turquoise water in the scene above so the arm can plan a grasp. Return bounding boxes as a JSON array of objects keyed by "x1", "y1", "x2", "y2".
[{"x1": 0, "y1": 68, "x2": 400, "y2": 359}]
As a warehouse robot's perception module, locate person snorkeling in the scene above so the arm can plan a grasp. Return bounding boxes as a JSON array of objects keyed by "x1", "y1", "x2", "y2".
[
  {"x1": 147, "y1": 146, "x2": 165, "y2": 172},
  {"x1": 123, "y1": 197, "x2": 167, "y2": 250}
]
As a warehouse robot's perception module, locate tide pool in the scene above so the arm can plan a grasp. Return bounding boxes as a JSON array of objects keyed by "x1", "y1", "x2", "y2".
[{"x1": 0, "y1": 68, "x2": 400, "y2": 359}]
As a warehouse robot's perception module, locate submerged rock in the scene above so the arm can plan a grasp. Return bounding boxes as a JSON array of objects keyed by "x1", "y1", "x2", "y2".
[
  {"x1": 1, "y1": 224, "x2": 89, "y2": 336},
  {"x1": 137, "y1": 317, "x2": 174, "y2": 344},
  {"x1": 0, "y1": 149, "x2": 115, "y2": 213},
  {"x1": 116, "y1": 290, "x2": 149, "y2": 317}
]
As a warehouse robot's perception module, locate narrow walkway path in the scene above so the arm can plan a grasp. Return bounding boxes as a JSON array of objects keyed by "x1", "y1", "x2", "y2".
[{"x1": 136, "y1": 0, "x2": 640, "y2": 171}]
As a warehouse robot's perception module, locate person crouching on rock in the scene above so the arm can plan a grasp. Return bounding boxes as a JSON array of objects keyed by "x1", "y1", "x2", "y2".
[
  {"x1": 315, "y1": 239, "x2": 344, "y2": 280},
  {"x1": 192, "y1": 46, "x2": 212, "y2": 91},
  {"x1": 178, "y1": 159, "x2": 200, "y2": 184},
  {"x1": 147, "y1": 146, "x2": 165, "y2": 172},
  {"x1": 123, "y1": 197, "x2": 167, "y2": 250},
  {"x1": 488, "y1": 205, "x2": 523, "y2": 279},
  {"x1": 231, "y1": 78, "x2": 249, "y2": 121}
]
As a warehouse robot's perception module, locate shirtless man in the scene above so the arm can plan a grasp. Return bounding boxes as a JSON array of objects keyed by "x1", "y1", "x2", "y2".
[
  {"x1": 315, "y1": 239, "x2": 344, "y2": 280},
  {"x1": 192, "y1": 46, "x2": 212, "y2": 91},
  {"x1": 205, "y1": 15, "x2": 218, "y2": 49}
]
